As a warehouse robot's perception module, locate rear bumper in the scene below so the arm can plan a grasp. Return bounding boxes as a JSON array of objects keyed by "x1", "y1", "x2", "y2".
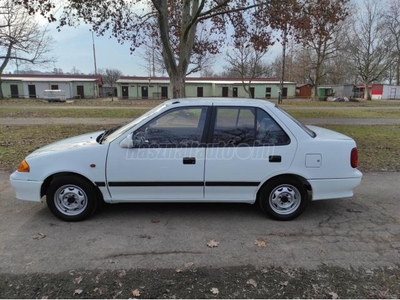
[
  {"x1": 309, "y1": 172, "x2": 362, "y2": 201},
  {"x1": 10, "y1": 172, "x2": 43, "y2": 202}
]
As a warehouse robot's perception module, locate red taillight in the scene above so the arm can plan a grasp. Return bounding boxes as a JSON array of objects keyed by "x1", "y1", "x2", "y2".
[{"x1": 351, "y1": 148, "x2": 358, "y2": 168}]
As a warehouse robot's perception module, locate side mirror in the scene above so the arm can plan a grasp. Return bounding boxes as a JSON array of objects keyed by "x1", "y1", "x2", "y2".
[{"x1": 120, "y1": 133, "x2": 148, "y2": 148}]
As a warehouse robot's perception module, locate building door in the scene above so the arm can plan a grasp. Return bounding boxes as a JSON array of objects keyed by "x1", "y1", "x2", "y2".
[
  {"x1": 141, "y1": 86, "x2": 148, "y2": 99},
  {"x1": 265, "y1": 87, "x2": 271, "y2": 99},
  {"x1": 222, "y1": 86, "x2": 229, "y2": 97},
  {"x1": 233, "y1": 87, "x2": 238, "y2": 97},
  {"x1": 28, "y1": 85, "x2": 36, "y2": 98},
  {"x1": 161, "y1": 86, "x2": 168, "y2": 99},
  {"x1": 197, "y1": 87, "x2": 204, "y2": 97},
  {"x1": 282, "y1": 87, "x2": 288, "y2": 98},
  {"x1": 77, "y1": 85, "x2": 84, "y2": 99},
  {"x1": 10, "y1": 85, "x2": 19, "y2": 98},
  {"x1": 250, "y1": 87, "x2": 255, "y2": 98},
  {"x1": 122, "y1": 86, "x2": 129, "y2": 99}
]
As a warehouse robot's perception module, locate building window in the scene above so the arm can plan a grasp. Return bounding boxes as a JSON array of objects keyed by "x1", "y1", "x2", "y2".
[{"x1": 51, "y1": 85, "x2": 59, "y2": 90}]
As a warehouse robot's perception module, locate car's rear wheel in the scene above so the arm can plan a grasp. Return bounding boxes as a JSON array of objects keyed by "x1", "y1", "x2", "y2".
[
  {"x1": 46, "y1": 176, "x2": 98, "y2": 222},
  {"x1": 259, "y1": 177, "x2": 309, "y2": 221}
]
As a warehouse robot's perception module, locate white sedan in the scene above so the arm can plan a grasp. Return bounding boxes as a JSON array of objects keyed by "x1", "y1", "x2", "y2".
[{"x1": 10, "y1": 99, "x2": 362, "y2": 221}]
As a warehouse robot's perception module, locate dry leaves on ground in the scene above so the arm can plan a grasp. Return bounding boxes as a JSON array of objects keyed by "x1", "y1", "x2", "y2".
[
  {"x1": 247, "y1": 279, "x2": 257, "y2": 288},
  {"x1": 207, "y1": 239, "x2": 220, "y2": 248},
  {"x1": 32, "y1": 233, "x2": 46, "y2": 240},
  {"x1": 132, "y1": 289, "x2": 141, "y2": 297},
  {"x1": 254, "y1": 239, "x2": 267, "y2": 247},
  {"x1": 210, "y1": 287, "x2": 219, "y2": 295}
]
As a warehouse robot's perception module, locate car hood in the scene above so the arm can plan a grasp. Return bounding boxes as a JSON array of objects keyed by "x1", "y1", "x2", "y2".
[
  {"x1": 27, "y1": 131, "x2": 105, "y2": 159},
  {"x1": 307, "y1": 125, "x2": 352, "y2": 140}
]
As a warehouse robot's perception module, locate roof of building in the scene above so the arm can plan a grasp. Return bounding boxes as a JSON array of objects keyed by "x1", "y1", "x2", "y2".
[
  {"x1": 1, "y1": 74, "x2": 103, "y2": 85},
  {"x1": 117, "y1": 76, "x2": 295, "y2": 84}
]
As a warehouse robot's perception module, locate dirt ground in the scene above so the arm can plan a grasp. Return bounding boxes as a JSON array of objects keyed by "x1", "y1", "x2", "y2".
[{"x1": 1, "y1": 265, "x2": 399, "y2": 299}]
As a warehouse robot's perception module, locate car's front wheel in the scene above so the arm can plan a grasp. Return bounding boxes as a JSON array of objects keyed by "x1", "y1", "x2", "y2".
[
  {"x1": 259, "y1": 177, "x2": 309, "y2": 221},
  {"x1": 46, "y1": 176, "x2": 98, "y2": 222}
]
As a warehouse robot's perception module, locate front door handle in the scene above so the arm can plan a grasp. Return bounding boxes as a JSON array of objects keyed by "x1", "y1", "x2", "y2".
[{"x1": 183, "y1": 157, "x2": 196, "y2": 165}]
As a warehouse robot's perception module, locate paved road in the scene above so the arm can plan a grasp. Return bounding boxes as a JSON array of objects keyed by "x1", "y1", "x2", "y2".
[{"x1": 0, "y1": 171, "x2": 399, "y2": 274}]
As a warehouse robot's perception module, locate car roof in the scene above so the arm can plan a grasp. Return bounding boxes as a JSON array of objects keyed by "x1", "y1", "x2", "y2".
[{"x1": 163, "y1": 98, "x2": 276, "y2": 108}]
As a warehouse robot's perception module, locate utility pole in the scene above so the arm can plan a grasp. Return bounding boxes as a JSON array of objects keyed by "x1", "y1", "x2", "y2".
[
  {"x1": 91, "y1": 30, "x2": 97, "y2": 75},
  {"x1": 278, "y1": 28, "x2": 287, "y2": 105}
]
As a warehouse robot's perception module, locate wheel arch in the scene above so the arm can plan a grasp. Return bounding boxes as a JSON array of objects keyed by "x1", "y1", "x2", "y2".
[
  {"x1": 256, "y1": 173, "x2": 312, "y2": 204},
  {"x1": 40, "y1": 172, "x2": 104, "y2": 203}
]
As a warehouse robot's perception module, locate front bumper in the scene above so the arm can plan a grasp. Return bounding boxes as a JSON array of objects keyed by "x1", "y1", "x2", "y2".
[{"x1": 10, "y1": 172, "x2": 43, "y2": 202}]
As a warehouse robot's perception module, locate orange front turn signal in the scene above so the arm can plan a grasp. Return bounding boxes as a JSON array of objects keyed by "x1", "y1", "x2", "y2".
[{"x1": 16, "y1": 160, "x2": 30, "y2": 173}]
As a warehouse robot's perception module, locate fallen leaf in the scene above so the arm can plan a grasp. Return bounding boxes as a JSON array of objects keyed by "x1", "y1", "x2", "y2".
[
  {"x1": 247, "y1": 279, "x2": 257, "y2": 288},
  {"x1": 151, "y1": 219, "x2": 160, "y2": 223},
  {"x1": 132, "y1": 289, "x2": 141, "y2": 297},
  {"x1": 93, "y1": 287, "x2": 103, "y2": 295},
  {"x1": 329, "y1": 292, "x2": 339, "y2": 299},
  {"x1": 254, "y1": 239, "x2": 267, "y2": 247},
  {"x1": 74, "y1": 276, "x2": 83, "y2": 284},
  {"x1": 184, "y1": 262, "x2": 194, "y2": 268},
  {"x1": 210, "y1": 287, "x2": 219, "y2": 295},
  {"x1": 33, "y1": 233, "x2": 46, "y2": 240},
  {"x1": 280, "y1": 281, "x2": 288, "y2": 287},
  {"x1": 74, "y1": 289, "x2": 83, "y2": 295},
  {"x1": 207, "y1": 239, "x2": 220, "y2": 248},
  {"x1": 175, "y1": 269, "x2": 182, "y2": 273}
]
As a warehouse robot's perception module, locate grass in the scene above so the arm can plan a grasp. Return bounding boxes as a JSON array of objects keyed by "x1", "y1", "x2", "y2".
[
  {"x1": 0, "y1": 108, "x2": 148, "y2": 118},
  {"x1": 1, "y1": 124, "x2": 399, "y2": 173},
  {"x1": 324, "y1": 125, "x2": 400, "y2": 172},
  {"x1": 1, "y1": 107, "x2": 400, "y2": 119},
  {"x1": 286, "y1": 109, "x2": 400, "y2": 119},
  {"x1": 1, "y1": 98, "x2": 400, "y2": 108}
]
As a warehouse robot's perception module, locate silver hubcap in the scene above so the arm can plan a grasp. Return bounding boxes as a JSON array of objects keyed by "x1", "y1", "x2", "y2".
[
  {"x1": 54, "y1": 185, "x2": 88, "y2": 216},
  {"x1": 269, "y1": 184, "x2": 301, "y2": 215}
]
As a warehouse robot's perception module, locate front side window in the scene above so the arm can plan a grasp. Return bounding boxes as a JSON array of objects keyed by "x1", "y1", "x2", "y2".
[
  {"x1": 211, "y1": 107, "x2": 290, "y2": 147},
  {"x1": 133, "y1": 107, "x2": 208, "y2": 147}
]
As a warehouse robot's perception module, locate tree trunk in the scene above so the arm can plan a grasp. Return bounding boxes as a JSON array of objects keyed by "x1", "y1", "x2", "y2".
[
  {"x1": 0, "y1": 80, "x2": 4, "y2": 99},
  {"x1": 364, "y1": 82, "x2": 371, "y2": 100},
  {"x1": 170, "y1": 72, "x2": 186, "y2": 98}
]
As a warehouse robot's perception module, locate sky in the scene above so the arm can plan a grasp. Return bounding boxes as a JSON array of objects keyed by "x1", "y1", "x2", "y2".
[{"x1": 5, "y1": 13, "x2": 282, "y2": 77}]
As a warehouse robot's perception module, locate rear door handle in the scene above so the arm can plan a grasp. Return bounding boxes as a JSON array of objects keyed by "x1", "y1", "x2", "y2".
[
  {"x1": 183, "y1": 157, "x2": 196, "y2": 165},
  {"x1": 269, "y1": 155, "x2": 281, "y2": 163}
]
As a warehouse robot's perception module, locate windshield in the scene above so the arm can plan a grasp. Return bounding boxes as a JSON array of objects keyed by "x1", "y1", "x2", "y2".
[
  {"x1": 98, "y1": 103, "x2": 168, "y2": 144},
  {"x1": 276, "y1": 106, "x2": 316, "y2": 138}
]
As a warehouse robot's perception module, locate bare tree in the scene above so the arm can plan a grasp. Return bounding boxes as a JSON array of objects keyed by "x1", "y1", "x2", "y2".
[
  {"x1": 102, "y1": 68, "x2": 122, "y2": 101},
  {"x1": 0, "y1": 0, "x2": 54, "y2": 98},
  {"x1": 297, "y1": 0, "x2": 350, "y2": 99},
  {"x1": 224, "y1": 38, "x2": 271, "y2": 98},
  {"x1": 346, "y1": 0, "x2": 393, "y2": 100},
  {"x1": 382, "y1": 0, "x2": 400, "y2": 85}
]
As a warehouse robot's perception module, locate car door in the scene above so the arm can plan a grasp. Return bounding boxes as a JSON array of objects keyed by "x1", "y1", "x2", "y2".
[
  {"x1": 204, "y1": 106, "x2": 297, "y2": 201},
  {"x1": 106, "y1": 106, "x2": 209, "y2": 201}
]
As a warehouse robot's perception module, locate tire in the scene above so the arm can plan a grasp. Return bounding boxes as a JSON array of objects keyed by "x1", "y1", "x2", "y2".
[
  {"x1": 259, "y1": 177, "x2": 309, "y2": 221},
  {"x1": 46, "y1": 175, "x2": 98, "y2": 222}
]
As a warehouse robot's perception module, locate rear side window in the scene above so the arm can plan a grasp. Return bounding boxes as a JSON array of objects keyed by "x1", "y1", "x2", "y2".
[{"x1": 211, "y1": 107, "x2": 290, "y2": 146}]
